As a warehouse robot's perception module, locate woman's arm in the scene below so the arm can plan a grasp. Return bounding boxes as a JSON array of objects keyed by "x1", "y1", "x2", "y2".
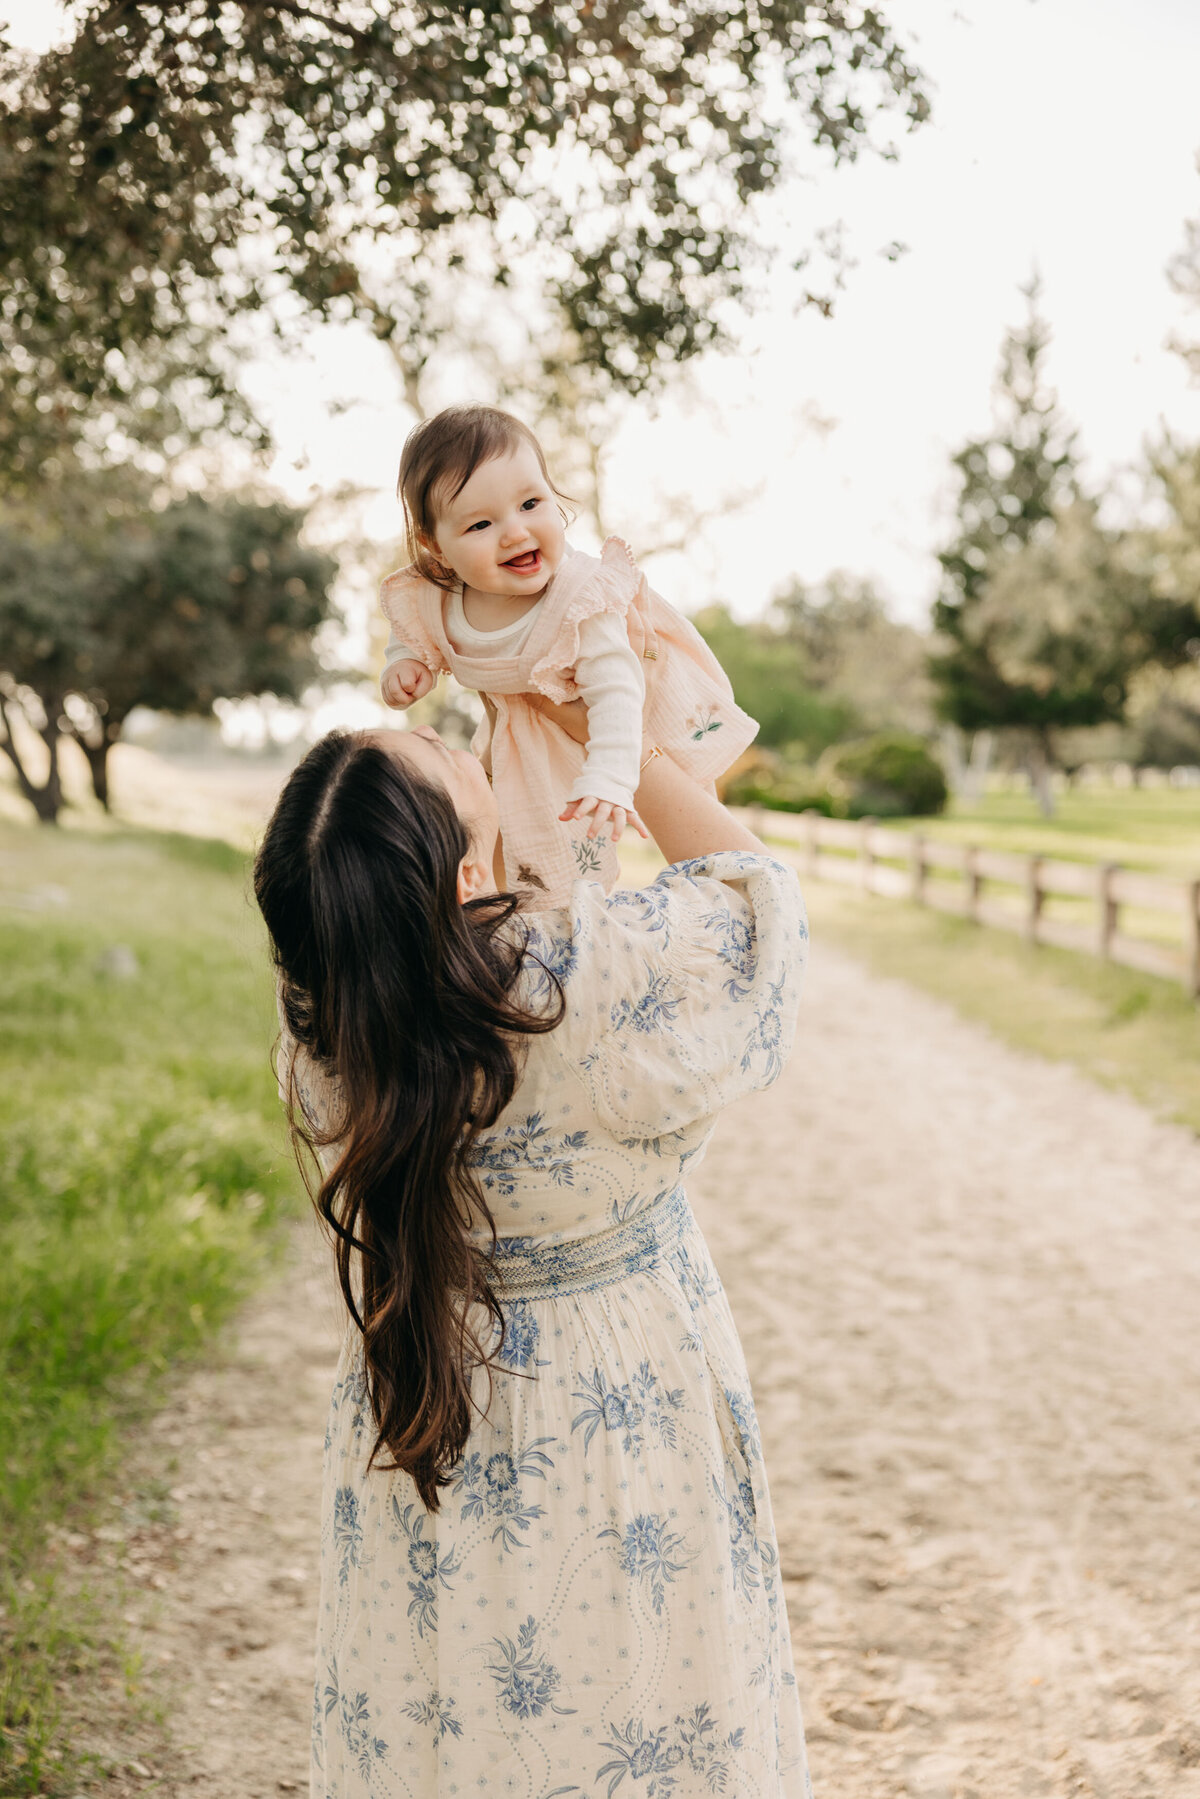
[
  {"x1": 634, "y1": 748, "x2": 764, "y2": 864},
  {"x1": 531, "y1": 693, "x2": 765, "y2": 865}
]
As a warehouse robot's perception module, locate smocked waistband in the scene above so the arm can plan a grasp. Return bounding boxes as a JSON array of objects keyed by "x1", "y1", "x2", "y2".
[{"x1": 480, "y1": 1184, "x2": 691, "y2": 1300}]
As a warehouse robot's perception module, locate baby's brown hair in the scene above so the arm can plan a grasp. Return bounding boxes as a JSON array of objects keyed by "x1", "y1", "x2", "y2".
[{"x1": 397, "y1": 405, "x2": 570, "y2": 591}]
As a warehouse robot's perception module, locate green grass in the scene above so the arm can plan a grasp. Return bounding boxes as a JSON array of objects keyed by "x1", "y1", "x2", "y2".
[
  {"x1": 0, "y1": 821, "x2": 300, "y2": 1793},
  {"x1": 893, "y1": 785, "x2": 1200, "y2": 876},
  {"x1": 799, "y1": 879, "x2": 1200, "y2": 1136}
]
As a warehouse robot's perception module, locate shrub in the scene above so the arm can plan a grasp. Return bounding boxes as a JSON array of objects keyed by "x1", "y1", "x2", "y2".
[
  {"x1": 721, "y1": 753, "x2": 838, "y2": 815},
  {"x1": 730, "y1": 781, "x2": 837, "y2": 816},
  {"x1": 820, "y1": 733, "x2": 949, "y2": 817}
]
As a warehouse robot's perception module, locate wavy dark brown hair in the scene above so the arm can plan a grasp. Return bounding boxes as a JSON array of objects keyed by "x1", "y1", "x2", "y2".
[{"x1": 253, "y1": 730, "x2": 563, "y2": 1509}]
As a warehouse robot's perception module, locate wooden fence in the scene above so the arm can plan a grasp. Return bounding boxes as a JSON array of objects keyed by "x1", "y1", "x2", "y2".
[{"x1": 737, "y1": 807, "x2": 1200, "y2": 999}]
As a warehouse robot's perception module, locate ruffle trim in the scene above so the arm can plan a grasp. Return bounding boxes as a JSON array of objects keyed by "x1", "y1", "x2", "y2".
[
  {"x1": 528, "y1": 536, "x2": 643, "y2": 703},
  {"x1": 378, "y1": 564, "x2": 452, "y2": 675}
]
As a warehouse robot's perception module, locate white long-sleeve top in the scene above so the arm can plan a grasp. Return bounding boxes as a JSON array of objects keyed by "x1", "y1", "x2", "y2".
[{"x1": 384, "y1": 587, "x2": 645, "y2": 809}]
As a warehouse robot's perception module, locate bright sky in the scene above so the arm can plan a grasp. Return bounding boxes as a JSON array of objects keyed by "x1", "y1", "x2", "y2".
[{"x1": 8, "y1": 0, "x2": 1200, "y2": 637}]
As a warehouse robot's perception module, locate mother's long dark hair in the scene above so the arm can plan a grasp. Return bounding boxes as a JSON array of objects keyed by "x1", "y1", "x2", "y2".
[{"x1": 253, "y1": 731, "x2": 562, "y2": 1509}]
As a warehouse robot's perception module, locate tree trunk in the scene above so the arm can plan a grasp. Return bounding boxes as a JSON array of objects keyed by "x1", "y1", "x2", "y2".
[
  {"x1": 938, "y1": 724, "x2": 967, "y2": 796},
  {"x1": 965, "y1": 729, "x2": 994, "y2": 802},
  {"x1": 1027, "y1": 730, "x2": 1056, "y2": 818},
  {"x1": 60, "y1": 714, "x2": 124, "y2": 810},
  {"x1": 80, "y1": 737, "x2": 111, "y2": 810},
  {"x1": 0, "y1": 691, "x2": 63, "y2": 823}
]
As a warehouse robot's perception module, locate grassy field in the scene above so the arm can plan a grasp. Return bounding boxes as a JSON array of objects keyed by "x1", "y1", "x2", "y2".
[
  {"x1": 0, "y1": 820, "x2": 299, "y2": 1794},
  {"x1": 748, "y1": 786, "x2": 1200, "y2": 958},
  {"x1": 748, "y1": 785, "x2": 1200, "y2": 1133},
  {"x1": 2, "y1": 767, "x2": 1196, "y2": 1787},
  {"x1": 893, "y1": 784, "x2": 1200, "y2": 875}
]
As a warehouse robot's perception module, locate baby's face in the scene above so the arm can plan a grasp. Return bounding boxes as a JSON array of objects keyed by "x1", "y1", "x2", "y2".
[{"x1": 430, "y1": 442, "x2": 565, "y2": 598}]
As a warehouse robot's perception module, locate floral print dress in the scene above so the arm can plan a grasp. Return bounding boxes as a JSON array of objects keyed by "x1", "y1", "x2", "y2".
[{"x1": 296, "y1": 851, "x2": 813, "y2": 1798}]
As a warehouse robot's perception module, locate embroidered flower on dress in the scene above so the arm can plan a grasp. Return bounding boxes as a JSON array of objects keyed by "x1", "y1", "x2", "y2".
[
  {"x1": 572, "y1": 834, "x2": 606, "y2": 875},
  {"x1": 687, "y1": 704, "x2": 723, "y2": 740}
]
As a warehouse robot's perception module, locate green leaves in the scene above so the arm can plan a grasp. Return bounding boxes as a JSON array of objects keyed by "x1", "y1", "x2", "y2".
[
  {"x1": 0, "y1": 478, "x2": 337, "y2": 819},
  {"x1": 0, "y1": 0, "x2": 927, "y2": 473}
]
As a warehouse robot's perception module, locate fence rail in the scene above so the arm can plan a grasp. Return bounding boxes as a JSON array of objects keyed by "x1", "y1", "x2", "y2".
[{"x1": 736, "y1": 806, "x2": 1200, "y2": 999}]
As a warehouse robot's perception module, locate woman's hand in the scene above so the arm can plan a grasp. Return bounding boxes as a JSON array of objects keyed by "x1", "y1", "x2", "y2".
[{"x1": 528, "y1": 693, "x2": 590, "y2": 743}]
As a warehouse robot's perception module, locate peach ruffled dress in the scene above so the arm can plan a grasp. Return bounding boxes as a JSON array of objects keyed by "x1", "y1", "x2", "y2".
[{"x1": 379, "y1": 537, "x2": 758, "y2": 905}]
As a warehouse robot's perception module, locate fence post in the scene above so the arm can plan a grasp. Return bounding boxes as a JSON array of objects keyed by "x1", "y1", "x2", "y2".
[
  {"x1": 1186, "y1": 878, "x2": 1200, "y2": 1001},
  {"x1": 964, "y1": 844, "x2": 981, "y2": 923},
  {"x1": 1097, "y1": 862, "x2": 1118, "y2": 962},
  {"x1": 859, "y1": 817, "x2": 876, "y2": 894},
  {"x1": 1025, "y1": 855, "x2": 1044, "y2": 944},
  {"x1": 802, "y1": 808, "x2": 819, "y2": 880},
  {"x1": 910, "y1": 833, "x2": 926, "y2": 905}
]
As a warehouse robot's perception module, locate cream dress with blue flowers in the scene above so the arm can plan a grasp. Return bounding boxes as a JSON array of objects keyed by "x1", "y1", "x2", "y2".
[{"x1": 290, "y1": 851, "x2": 813, "y2": 1799}]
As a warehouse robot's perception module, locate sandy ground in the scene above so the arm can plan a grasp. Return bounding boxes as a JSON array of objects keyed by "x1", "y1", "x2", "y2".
[{"x1": 64, "y1": 939, "x2": 1200, "y2": 1799}]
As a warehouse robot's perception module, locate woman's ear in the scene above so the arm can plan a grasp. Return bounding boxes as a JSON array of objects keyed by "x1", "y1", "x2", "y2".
[{"x1": 455, "y1": 851, "x2": 492, "y2": 906}]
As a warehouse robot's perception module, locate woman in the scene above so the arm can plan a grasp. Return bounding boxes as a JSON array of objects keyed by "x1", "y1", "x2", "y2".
[{"x1": 253, "y1": 697, "x2": 813, "y2": 1797}]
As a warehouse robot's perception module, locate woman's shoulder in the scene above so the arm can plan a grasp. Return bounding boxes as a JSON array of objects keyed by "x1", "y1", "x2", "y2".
[{"x1": 516, "y1": 853, "x2": 807, "y2": 1137}]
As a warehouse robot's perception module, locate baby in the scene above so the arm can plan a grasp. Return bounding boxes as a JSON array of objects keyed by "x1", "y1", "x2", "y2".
[{"x1": 379, "y1": 403, "x2": 757, "y2": 905}]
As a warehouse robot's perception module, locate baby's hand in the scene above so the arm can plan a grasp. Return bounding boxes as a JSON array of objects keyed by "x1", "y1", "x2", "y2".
[
  {"x1": 382, "y1": 659, "x2": 434, "y2": 709},
  {"x1": 559, "y1": 795, "x2": 649, "y2": 843}
]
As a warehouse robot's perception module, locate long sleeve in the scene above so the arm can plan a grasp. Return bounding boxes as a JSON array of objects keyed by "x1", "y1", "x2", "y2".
[
  {"x1": 565, "y1": 609, "x2": 645, "y2": 808},
  {"x1": 382, "y1": 625, "x2": 424, "y2": 672},
  {"x1": 552, "y1": 850, "x2": 808, "y2": 1141},
  {"x1": 377, "y1": 565, "x2": 453, "y2": 686}
]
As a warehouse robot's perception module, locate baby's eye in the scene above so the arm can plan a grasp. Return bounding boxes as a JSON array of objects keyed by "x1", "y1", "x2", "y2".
[
  {"x1": 466, "y1": 518, "x2": 490, "y2": 532},
  {"x1": 521, "y1": 497, "x2": 541, "y2": 511}
]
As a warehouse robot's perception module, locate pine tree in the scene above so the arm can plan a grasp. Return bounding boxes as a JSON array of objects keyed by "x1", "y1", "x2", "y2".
[{"x1": 930, "y1": 277, "x2": 1080, "y2": 739}]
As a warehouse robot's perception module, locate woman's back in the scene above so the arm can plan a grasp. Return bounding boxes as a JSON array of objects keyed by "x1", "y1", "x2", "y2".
[{"x1": 309, "y1": 850, "x2": 814, "y2": 1797}]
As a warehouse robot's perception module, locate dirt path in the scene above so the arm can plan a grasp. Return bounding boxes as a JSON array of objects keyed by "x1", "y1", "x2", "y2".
[{"x1": 72, "y1": 940, "x2": 1200, "y2": 1798}]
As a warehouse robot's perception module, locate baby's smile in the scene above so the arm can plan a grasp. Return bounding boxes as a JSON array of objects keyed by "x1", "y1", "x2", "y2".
[{"x1": 503, "y1": 549, "x2": 543, "y2": 574}]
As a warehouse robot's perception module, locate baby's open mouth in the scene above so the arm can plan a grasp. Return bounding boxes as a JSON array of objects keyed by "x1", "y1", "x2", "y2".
[{"x1": 503, "y1": 550, "x2": 541, "y2": 572}]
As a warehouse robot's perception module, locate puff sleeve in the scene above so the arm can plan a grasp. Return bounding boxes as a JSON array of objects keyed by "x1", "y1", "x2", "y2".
[
  {"x1": 549, "y1": 851, "x2": 807, "y2": 1142},
  {"x1": 377, "y1": 566, "x2": 453, "y2": 679}
]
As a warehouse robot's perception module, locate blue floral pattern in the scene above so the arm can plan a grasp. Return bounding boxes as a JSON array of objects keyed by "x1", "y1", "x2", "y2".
[
  {"x1": 390, "y1": 1498, "x2": 460, "y2": 1636},
  {"x1": 571, "y1": 1361, "x2": 685, "y2": 1457},
  {"x1": 487, "y1": 1614, "x2": 577, "y2": 1720},
  {"x1": 295, "y1": 853, "x2": 813, "y2": 1797},
  {"x1": 450, "y1": 1437, "x2": 557, "y2": 1549},
  {"x1": 401, "y1": 1690, "x2": 463, "y2": 1742},
  {"x1": 496, "y1": 1296, "x2": 545, "y2": 1369},
  {"x1": 468, "y1": 1112, "x2": 590, "y2": 1197},
  {"x1": 597, "y1": 1703, "x2": 745, "y2": 1797},
  {"x1": 599, "y1": 1512, "x2": 695, "y2": 1616}
]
